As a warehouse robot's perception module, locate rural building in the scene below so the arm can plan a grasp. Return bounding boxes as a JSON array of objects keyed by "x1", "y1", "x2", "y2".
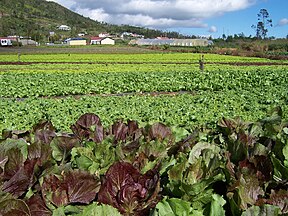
[
  {"x1": 100, "y1": 37, "x2": 115, "y2": 45},
  {"x1": 121, "y1": 32, "x2": 144, "y2": 39},
  {"x1": 99, "y1": 32, "x2": 110, "y2": 38},
  {"x1": 131, "y1": 38, "x2": 210, "y2": 47},
  {"x1": 58, "y1": 25, "x2": 71, "y2": 31},
  {"x1": 90, "y1": 37, "x2": 115, "y2": 45},
  {"x1": 20, "y1": 38, "x2": 37, "y2": 46},
  {"x1": 90, "y1": 37, "x2": 102, "y2": 45},
  {"x1": 0, "y1": 37, "x2": 13, "y2": 46},
  {"x1": 66, "y1": 38, "x2": 87, "y2": 46}
]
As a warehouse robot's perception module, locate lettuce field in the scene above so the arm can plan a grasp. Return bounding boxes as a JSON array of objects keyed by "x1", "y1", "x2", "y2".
[{"x1": 0, "y1": 51, "x2": 288, "y2": 215}]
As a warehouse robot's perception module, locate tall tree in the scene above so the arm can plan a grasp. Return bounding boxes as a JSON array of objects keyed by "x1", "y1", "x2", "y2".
[{"x1": 251, "y1": 9, "x2": 272, "y2": 39}]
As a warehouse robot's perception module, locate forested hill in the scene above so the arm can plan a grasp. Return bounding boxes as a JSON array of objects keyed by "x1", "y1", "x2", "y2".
[{"x1": 0, "y1": 0, "x2": 181, "y2": 39}]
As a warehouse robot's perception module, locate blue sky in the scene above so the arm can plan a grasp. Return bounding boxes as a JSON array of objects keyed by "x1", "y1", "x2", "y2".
[
  {"x1": 49, "y1": 0, "x2": 288, "y2": 38},
  {"x1": 175, "y1": 0, "x2": 288, "y2": 38}
]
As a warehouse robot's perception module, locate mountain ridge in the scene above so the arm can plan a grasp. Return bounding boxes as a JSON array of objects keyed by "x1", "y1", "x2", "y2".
[{"x1": 0, "y1": 0, "x2": 183, "y2": 41}]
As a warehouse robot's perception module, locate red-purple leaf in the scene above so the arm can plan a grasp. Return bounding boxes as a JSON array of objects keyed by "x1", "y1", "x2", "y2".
[
  {"x1": 148, "y1": 122, "x2": 172, "y2": 141},
  {"x1": 34, "y1": 130, "x2": 56, "y2": 145},
  {"x1": 98, "y1": 161, "x2": 160, "y2": 215},
  {"x1": 127, "y1": 120, "x2": 139, "y2": 136},
  {"x1": 65, "y1": 170, "x2": 100, "y2": 204},
  {"x1": 33, "y1": 120, "x2": 55, "y2": 132},
  {"x1": 42, "y1": 174, "x2": 69, "y2": 207},
  {"x1": 25, "y1": 195, "x2": 52, "y2": 216},
  {"x1": 257, "y1": 189, "x2": 288, "y2": 214},
  {"x1": 33, "y1": 120, "x2": 56, "y2": 144},
  {"x1": 28, "y1": 140, "x2": 53, "y2": 167},
  {"x1": 111, "y1": 120, "x2": 129, "y2": 144},
  {"x1": 75, "y1": 113, "x2": 102, "y2": 129},
  {"x1": 42, "y1": 170, "x2": 100, "y2": 207},
  {"x1": 71, "y1": 113, "x2": 104, "y2": 143},
  {"x1": 0, "y1": 199, "x2": 30, "y2": 216},
  {"x1": 228, "y1": 174, "x2": 264, "y2": 210},
  {"x1": 2, "y1": 148, "x2": 25, "y2": 181},
  {"x1": 2, "y1": 159, "x2": 37, "y2": 198},
  {"x1": 52, "y1": 136, "x2": 80, "y2": 156},
  {"x1": 1, "y1": 130, "x2": 30, "y2": 141}
]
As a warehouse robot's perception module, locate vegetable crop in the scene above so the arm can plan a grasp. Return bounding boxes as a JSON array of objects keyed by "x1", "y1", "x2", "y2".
[
  {"x1": 0, "y1": 64, "x2": 287, "y2": 98},
  {"x1": 0, "y1": 108, "x2": 288, "y2": 215}
]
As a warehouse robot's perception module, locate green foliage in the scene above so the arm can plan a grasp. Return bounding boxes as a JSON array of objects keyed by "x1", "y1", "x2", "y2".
[
  {"x1": 0, "y1": 109, "x2": 287, "y2": 215},
  {"x1": 0, "y1": 53, "x2": 287, "y2": 132},
  {"x1": 81, "y1": 203, "x2": 122, "y2": 216}
]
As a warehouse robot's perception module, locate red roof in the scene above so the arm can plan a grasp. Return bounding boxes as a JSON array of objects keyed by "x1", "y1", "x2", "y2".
[
  {"x1": 90, "y1": 37, "x2": 102, "y2": 41},
  {"x1": 0, "y1": 37, "x2": 17, "y2": 41}
]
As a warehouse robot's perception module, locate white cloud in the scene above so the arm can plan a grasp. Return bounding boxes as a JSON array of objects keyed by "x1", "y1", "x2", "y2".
[
  {"x1": 277, "y1": 18, "x2": 288, "y2": 26},
  {"x1": 47, "y1": 0, "x2": 256, "y2": 29},
  {"x1": 208, "y1": 26, "x2": 218, "y2": 33}
]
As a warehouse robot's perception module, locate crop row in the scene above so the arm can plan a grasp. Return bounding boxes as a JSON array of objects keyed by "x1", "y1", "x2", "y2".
[
  {"x1": 1, "y1": 64, "x2": 287, "y2": 98},
  {"x1": 0, "y1": 53, "x2": 282, "y2": 63},
  {"x1": 1, "y1": 90, "x2": 287, "y2": 132}
]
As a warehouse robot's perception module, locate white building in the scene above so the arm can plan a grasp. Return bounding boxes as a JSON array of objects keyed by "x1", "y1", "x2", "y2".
[
  {"x1": 65, "y1": 38, "x2": 87, "y2": 46},
  {"x1": 121, "y1": 32, "x2": 144, "y2": 39},
  {"x1": 20, "y1": 39, "x2": 37, "y2": 46},
  {"x1": 132, "y1": 38, "x2": 209, "y2": 47},
  {"x1": 90, "y1": 37, "x2": 115, "y2": 45},
  {"x1": 99, "y1": 32, "x2": 110, "y2": 38},
  {"x1": 58, "y1": 25, "x2": 71, "y2": 31},
  {"x1": 101, "y1": 37, "x2": 115, "y2": 45}
]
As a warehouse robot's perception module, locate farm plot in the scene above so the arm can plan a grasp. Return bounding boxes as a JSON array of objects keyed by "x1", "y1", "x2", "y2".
[
  {"x1": 0, "y1": 52, "x2": 284, "y2": 63},
  {"x1": 0, "y1": 52, "x2": 287, "y2": 131},
  {"x1": 0, "y1": 63, "x2": 287, "y2": 98},
  {"x1": 1, "y1": 51, "x2": 288, "y2": 215},
  {"x1": 1, "y1": 89, "x2": 287, "y2": 132}
]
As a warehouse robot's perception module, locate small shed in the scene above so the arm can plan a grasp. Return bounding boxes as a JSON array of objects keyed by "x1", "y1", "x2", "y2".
[{"x1": 67, "y1": 38, "x2": 87, "y2": 46}]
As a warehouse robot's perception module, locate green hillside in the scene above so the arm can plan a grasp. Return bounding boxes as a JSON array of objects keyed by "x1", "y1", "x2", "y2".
[{"x1": 0, "y1": 0, "x2": 182, "y2": 42}]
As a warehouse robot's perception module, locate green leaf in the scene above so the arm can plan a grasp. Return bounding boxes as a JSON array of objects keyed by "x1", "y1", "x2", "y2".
[
  {"x1": 283, "y1": 140, "x2": 288, "y2": 167},
  {"x1": 52, "y1": 206, "x2": 65, "y2": 216},
  {"x1": 171, "y1": 126, "x2": 190, "y2": 143},
  {"x1": 283, "y1": 127, "x2": 288, "y2": 135},
  {"x1": 241, "y1": 204, "x2": 280, "y2": 216},
  {"x1": 71, "y1": 140, "x2": 117, "y2": 175},
  {"x1": 50, "y1": 136, "x2": 80, "y2": 163},
  {"x1": 0, "y1": 138, "x2": 28, "y2": 160},
  {"x1": 271, "y1": 154, "x2": 288, "y2": 181},
  {"x1": 205, "y1": 194, "x2": 226, "y2": 216},
  {"x1": 81, "y1": 203, "x2": 122, "y2": 216},
  {"x1": 152, "y1": 197, "x2": 202, "y2": 216}
]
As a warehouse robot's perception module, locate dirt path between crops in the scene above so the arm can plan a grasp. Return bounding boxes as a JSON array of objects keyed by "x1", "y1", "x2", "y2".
[{"x1": 0, "y1": 61, "x2": 287, "y2": 66}]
